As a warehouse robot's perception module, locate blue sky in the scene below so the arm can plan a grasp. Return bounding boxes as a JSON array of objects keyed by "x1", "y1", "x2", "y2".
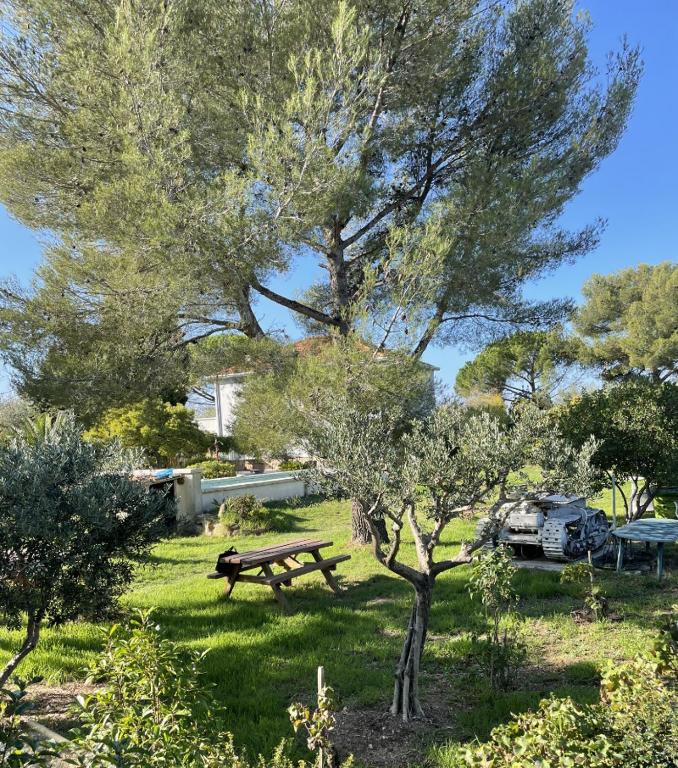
[{"x1": 0, "y1": 0, "x2": 676, "y2": 393}]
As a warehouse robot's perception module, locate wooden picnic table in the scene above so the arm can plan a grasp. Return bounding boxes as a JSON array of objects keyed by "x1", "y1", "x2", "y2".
[
  {"x1": 207, "y1": 538, "x2": 350, "y2": 611},
  {"x1": 612, "y1": 519, "x2": 678, "y2": 579}
]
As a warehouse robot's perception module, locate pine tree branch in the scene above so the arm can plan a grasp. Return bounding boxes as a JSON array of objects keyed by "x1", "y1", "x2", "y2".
[{"x1": 250, "y1": 278, "x2": 340, "y2": 327}]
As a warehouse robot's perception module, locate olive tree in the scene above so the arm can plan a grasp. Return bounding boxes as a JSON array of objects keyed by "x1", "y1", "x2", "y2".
[
  {"x1": 233, "y1": 337, "x2": 436, "y2": 543},
  {"x1": 0, "y1": 412, "x2": 170, "y2": 687},
  {"x1": 307, "y1": 398, "x2": 597, "y2": 720}
]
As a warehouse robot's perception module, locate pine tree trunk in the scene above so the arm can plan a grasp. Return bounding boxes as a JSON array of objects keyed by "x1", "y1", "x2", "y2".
[
  {"x1": 351, "y1": 499, "x2": 371, "y2": 544},
  {"x1": 391, "y1": 582, "x2": 432, "y2": 721},
  {"x1": 351, "y1": 499, "x2": 389, "y2": 545},
  {"x1": 0, "y1": 613, "x2": 41, "y2": 688},
  {"x1": 234, "y1": 286, "x2": 265, "y2": 339}
]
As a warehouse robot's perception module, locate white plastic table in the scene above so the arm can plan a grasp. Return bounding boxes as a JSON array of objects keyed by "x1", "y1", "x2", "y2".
[{"x1": 612, "y1": 519, "x2": 678, "y2": 579}]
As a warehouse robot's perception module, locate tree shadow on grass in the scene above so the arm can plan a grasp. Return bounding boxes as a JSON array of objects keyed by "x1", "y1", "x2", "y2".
[
  {"x1": 450, "y1": 659, "x2": 601, "y2": 744},
  {"x1": 143, "y1": 509, "x2": 314, "y2": 570},
  {"x1": 267, "y1": 508, "x2": 311, "y2": 534},
  {"x1": 2, "y1": 555, "x2": 651, "y2": 762},
  {"x1": 144, "y1": 553, "x2": 211, "y2": 568},
  {"x1": 138, "y1": 583, "x2": 410, "y2": 753},
  {"x1": 148, "y1": 572, "x2": 409, "y2": 640},
  {"x1": 265, "y1": 494, "x2": 328, "y2": 513},
  {"x1": 515, "y1": 568, "x2": 678, "y2": 631},
  {"x1": 263, "y1": 496, "x2": 331, "y2": 534},
  {"x1": 0, "y1": 632, "x2": 102, "y2": 657}
]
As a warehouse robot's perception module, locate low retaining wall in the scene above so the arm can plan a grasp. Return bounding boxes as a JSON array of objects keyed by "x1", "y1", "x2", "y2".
[
  {"x1": 135, "y1": 468, "x2": 310, "y2": 530},
  {"x1": 201, "y1": 475, "x2": 307, "y2": 512},
  {"x1": 134, "y1": 468, "x2": 203, "y2": 531}
]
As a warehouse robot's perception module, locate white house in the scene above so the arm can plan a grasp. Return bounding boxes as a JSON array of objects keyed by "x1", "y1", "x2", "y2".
[
  {"x1": 194, "y1": 337, "x2": 438, "y2": 440},
  {"x1": 195, "y1": 370, "x2": 247, "y2": 437}
]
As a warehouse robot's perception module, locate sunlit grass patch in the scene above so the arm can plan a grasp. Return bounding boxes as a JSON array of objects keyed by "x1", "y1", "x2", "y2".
[{"x1": 0, "y1": 496, "x2": 674, "y2": 761}]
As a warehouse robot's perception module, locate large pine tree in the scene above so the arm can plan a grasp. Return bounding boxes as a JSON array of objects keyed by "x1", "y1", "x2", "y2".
[{"x1": 0, "y1": 0, "x2": 639, "y2": 430}]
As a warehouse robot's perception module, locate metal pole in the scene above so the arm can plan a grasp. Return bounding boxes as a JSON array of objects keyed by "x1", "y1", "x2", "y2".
[
  {"x1": 657, "y1": 543, "x2": 664, "y2": 580},
  {"x1": 611, "y1": 474, "x2": 618, "y2": 529},
  {"x1": 317, "y1": 665, "x2": 325, "y2": 699},
  {"x1": 214, "y1": 375, "x2": 224, "y2": 438},
  {"x1": 317, "y1": 666, "x2": 326, "y2": 768}
]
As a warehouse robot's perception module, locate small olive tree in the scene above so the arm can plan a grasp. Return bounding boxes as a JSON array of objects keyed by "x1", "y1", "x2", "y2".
[
  {"x1": 308, "y1": 399, "x2": 596, "y2": 721},
  {"x1": 0, "y1": 412, "x2": 170, "y2": 687},
  {"x1": 468, "y1": 546, "x2": 524, "y2": 691}
]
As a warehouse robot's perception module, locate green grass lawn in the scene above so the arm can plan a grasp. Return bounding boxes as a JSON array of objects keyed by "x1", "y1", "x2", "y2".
[{"x1": 1, "y1": 495, "x2": 676, "y2": 765}]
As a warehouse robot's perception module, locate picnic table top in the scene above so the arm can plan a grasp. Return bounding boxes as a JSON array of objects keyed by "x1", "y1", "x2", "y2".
[
  {"x1": 612, "y1": 519, "x2": 678, "y2": 543},
  {"x1": 217, "y1": 538, "x2": 332, "y2": 568}
]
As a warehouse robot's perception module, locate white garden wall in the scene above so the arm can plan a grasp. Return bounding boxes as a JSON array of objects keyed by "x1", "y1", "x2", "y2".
[{"x1": 201, "y1": 475, "x2": 307, "y2": 512}]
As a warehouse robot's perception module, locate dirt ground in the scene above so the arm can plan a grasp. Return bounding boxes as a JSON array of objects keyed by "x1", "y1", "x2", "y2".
[
  {"x1": 27, "y1": 679, "x2": 452, "y2": 767},
  {"x1": 333, "y1": 674, "x2": 464, "y2": 768},
  {"x1": 25, "y1": 682, "x2": 99, "y2": 735}
]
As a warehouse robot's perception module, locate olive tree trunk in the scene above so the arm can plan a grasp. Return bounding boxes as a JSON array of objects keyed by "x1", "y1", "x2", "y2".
[
  {"x1": 391, "y1": 580, "x2": 432, "y2": 721},
  {"x1": 0, "y1": 612, "x2": 42, "y2": 688},
  {"x1": 626, "y1": 477, "x2": 655, "y2": 522}
]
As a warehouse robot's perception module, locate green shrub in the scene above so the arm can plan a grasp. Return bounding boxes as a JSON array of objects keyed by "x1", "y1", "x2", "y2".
[
  {"x1": 279, "y1": 459, "x2": 311, "y2": 471},
  {"x1": 447, "y1": 620, "x2": 678, "y2": 768},
  {"x1": 2, "y1": 613, "x2": 349, "y2": 767},
  {"x1": 218, "y1": 494, "x2": 271, "y2": 535},
  {"x1": 0, "y1": 678, "x2": 51, "y2": 766},
  {"x1": 0, "y1": 411, "x2": 170, "y2": 688},
  {"x1": 85, "y1": 399, "x2": 212, "y2": 467},
  {"x1": 69, "y1": 614, "x2": 234, "y2": 766},
  {"x1": 649, "y1": 605, "x2": 678, "y2": 678},
  {"x1": 64, "y1": 612, "x2": 302, "y2": 767},
  {"x1": 189, "y1": 459, "x2": 236, "y2": 479},
  {"x1": 468, "y1": 546, "x2": 525, "y2": 690},
  {"x1": 561, "y1": 561, "x2": 608, "y2": 620}
]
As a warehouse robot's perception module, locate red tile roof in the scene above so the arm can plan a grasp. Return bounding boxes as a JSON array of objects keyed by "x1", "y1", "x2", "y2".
[{"x1": 212, "y1": 335, "x2": 436, "y2": 377}]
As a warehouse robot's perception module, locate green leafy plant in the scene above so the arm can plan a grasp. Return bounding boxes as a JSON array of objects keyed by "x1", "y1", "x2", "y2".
[
  {"x1": 0, "y1": 678, "x2": 51, "y2": 767},
  {"x1": 279, "y1": 459, "x2": 311, "y2": 471},
  {"x1": 448, "y1": 619, "x2": 678, "y2": 768},
  {"x1": 0, "y1": 411, "x2": 170, "y2": 688},
  {"x1": 561, "y1": 561, "x2": 608, "y2": 621},
  {"x1": 218, "y1": 495, "x2": 272, "y2": 535},
  {"x1": 468, "y1": 546, "x2": 526, "y2": 690},
  {"x1": 65, "y1": 611, "x2": 341, "y2": 767},
  {"x1": 189, "y1": 459, "x2": 237, "y2": 479},
  {"x1": 647, "y1": 605, "x2": 678, "y2": 679},
  {"x1": 557, "y1": 379, "x2": 678, "y2": 520},
  {"x1": 85, "y1": 399, "x2": 212, "y2": 468},
  {"x1": 597, "y1": 640, "x2": 678, "y2": 768},
  {"x1": 68, "y1": 612, "x2": 242, "y2": 767},
  {"x1": 289, "y1": 683, "x2": 346, "y2": 768}
]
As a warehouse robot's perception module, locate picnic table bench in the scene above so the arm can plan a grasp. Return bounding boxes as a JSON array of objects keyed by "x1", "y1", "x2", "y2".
[
  {"x1": 207, "y1": 538, "x2": 350, "y2": 611},
  {"x1": 612, "y1": 519, "x2": 678, "y2": 579}
]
